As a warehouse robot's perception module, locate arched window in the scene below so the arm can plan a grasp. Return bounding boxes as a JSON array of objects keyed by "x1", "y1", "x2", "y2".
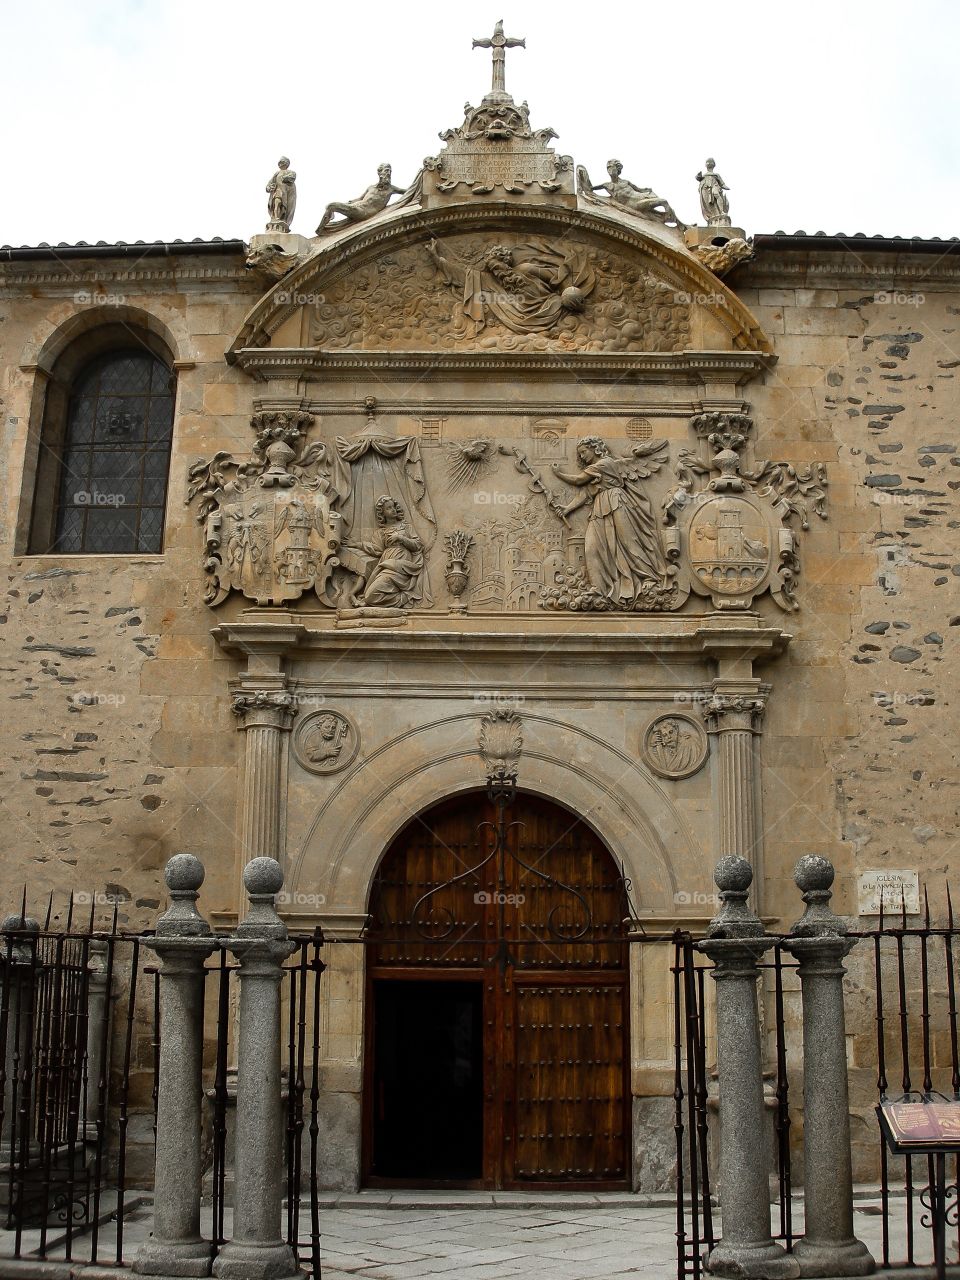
[{"x1": 28, "y1": 348, "x2": 175, "y2": 554}]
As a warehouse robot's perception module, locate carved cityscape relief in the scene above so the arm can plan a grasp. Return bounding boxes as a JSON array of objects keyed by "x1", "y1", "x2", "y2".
[
  {"x1": 308, "y1": 232, "x2": 691, "y2": 354},
  {"x1": 188, "y1": 406, "x2": 826, "y2": 616}
]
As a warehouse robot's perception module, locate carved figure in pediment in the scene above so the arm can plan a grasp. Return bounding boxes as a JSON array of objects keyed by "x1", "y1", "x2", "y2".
[
  {"x1": 426, "y1": 237, "x2": 595, "y2": 336},
  {"x1": 317, "y1": 163, "x2": 407, "y2": 233},
  {"x1": 266, "y1": 157, "x2": 297, "y2": 232},
  {"x1": 340, "y1": 496, "x2": 425, "y2": 610},
  {"x1": 551, "y1": 437, "x2": 670, "y2": 608},
  {"x1": 696, "y1": 158, "x2": 731, "y2": 227},
  {"x1": 578, "y1": 160, "x2": 686, "y2": 230}
]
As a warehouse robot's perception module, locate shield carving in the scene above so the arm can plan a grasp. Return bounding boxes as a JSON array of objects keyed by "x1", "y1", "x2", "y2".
[
  {"x1": 217, "y1": 485, "x2": 342, "y2": 606},
  {"x1": 685, "y1": 492, "x2": 774, "y2": 608}
]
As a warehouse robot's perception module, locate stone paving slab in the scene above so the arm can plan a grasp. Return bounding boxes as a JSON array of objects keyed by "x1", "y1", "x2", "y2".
[{"x1": 1, "y1": 1190, "x2": 959, "y2": 1280}]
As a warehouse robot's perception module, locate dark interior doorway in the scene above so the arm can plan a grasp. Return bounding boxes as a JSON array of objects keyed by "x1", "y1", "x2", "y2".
[{"x1": 371, "y1": 980, "x2": 484, "y2": 1181}]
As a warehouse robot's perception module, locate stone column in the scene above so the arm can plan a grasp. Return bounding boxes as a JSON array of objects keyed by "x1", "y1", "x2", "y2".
[
  {"x1": 0, "y1": 915, "x2": 40, "y2": 1164},
  {"x1": 213, "y1": 858, "x2": 298, "y2": 1280},
  {"x1": 784, "y1": 856, "x2": 875, "y2": 1278},
  {"x1": 698, "y1": 857, "x2": 799, "y2": 1279},
  {"x1": 702, "y1": 690, "x2": 767, "y2": 868},
  {"x1": 135, "y1": 855, "x2": 217, "y2": 1279},
  {"x1": 82, "y1": 938, "x2": 110, "y2": 1141},
  {"x1": 232, "y1": 690, "x2": 295, "y2": 868}
]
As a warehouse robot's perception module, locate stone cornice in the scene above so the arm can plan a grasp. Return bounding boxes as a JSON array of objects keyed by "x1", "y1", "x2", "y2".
[
  {"x1": 731, "y1": 249, "x2": 960, "y2": 290},
  {"x1": 230, "y1": 346, "x2": 775, "y2": 385},
  {"x1": 0, "y1": 261, "x2": 252, "y2": 293},
  {"x1": 211, "y1": 617, "x2": 791, "y2": 665}
]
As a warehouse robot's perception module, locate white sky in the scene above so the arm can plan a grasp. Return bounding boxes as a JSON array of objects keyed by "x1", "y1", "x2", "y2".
[{"x1": 3, "y1": 0, "x2": 959, "y2": 247}]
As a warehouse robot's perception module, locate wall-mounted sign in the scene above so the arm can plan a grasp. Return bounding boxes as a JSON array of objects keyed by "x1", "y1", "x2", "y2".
[{"x1": 857, "y1": 869, "x2": 920, "y2": 916}]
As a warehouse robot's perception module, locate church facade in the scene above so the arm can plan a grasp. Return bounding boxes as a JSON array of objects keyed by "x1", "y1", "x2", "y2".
[{"x1": 1, "y1": 27, "x2": 958, "y2": 1191}]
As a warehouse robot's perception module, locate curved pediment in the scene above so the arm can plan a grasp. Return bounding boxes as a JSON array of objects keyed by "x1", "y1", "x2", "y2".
[{"x1": 230, "y1": 203, "x2": 771, "y2": 376}]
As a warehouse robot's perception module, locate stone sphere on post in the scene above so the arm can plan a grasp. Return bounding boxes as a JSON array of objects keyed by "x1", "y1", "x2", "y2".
[
  {"x1": 714, "y1": 854, "x2": 753, "y2": 894},
  {"x1": 243, "y1": 856, "x2": 285, "y2": 898},
  {"x1": 794, "y1": 853, "x2": 834, "y2": 894},
  {"x1": 164, "y1": 852, "x2": 206, "y2": 893},
  {"x1": 707, "y1": 854, "x2": 763, "y2": 939},
  {"x1": 157, "y1": 852, "x2": 211, "y2": 938}
]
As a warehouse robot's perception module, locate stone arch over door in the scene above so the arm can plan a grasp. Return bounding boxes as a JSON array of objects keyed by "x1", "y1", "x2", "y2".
[{"x1": 290, "y1": 710, "x2": 705, "y2": 921}]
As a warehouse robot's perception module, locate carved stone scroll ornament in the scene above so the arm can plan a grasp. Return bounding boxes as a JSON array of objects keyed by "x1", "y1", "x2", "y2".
[
  {"x1": 663, "y1": 412, "x2": 828, "y2": 611},
  {"x1": 692, "y1": 238, "x2": 753, "y2": 276},
  {"x1": 577, "y1": 160, "x2": 686, "y2": 231},
  {"x1": 186, "y1": 412, "x2": 343, "y2": 608},
  {"x1": 479, "y1": 709, "x2": 523, "y2": 786}
]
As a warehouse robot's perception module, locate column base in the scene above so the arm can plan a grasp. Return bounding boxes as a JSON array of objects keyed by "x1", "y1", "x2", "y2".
[
  {"x1": 134, "y1": 1239, "x2": 214, "y2": 1277},
  {"x1": 707, "y1": 1239, "x2": 801, "y2": 1278},
  {"x1": 211, "y1": 1241, "x2": 301, "y2": 1280},
  {"x1": 794, "y1": 1235, "x2": 876, "y2": 1277}
]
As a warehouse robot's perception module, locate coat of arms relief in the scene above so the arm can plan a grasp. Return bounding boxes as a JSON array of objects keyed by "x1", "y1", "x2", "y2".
[{"x1": 188, "y1": 405, "x2": 825, "y2": 617}]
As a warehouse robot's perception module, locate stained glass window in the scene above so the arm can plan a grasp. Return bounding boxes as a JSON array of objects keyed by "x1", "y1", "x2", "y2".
[{"x1": 50, "y1": 351, "x2": 174, "y2": 554}]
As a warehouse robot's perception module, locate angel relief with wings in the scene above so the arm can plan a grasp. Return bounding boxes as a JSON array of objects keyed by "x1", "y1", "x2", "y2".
[{"x1": 551, "y1": 436, "x2": 671, "y2": 609}]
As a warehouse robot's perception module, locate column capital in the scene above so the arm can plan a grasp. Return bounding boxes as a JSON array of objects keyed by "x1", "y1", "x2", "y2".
[
  {"x1": 701, "y1": 685, "x2": 768, "y2": 734},
  {"x1": 231, "y1": 687, "x2": 295, "y2": 731}
]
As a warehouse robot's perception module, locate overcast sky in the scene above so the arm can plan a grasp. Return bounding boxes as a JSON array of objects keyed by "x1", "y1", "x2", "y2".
[{"x1": 3, "y1": 0, "x2": 958, "y2": 247}]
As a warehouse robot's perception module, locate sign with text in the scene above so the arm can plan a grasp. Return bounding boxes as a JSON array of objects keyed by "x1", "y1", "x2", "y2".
[
  {"x1": 878, "y1": 1098, "x2": 960, "y2": 1154},
  {"x1": 857, "y1": 869, "x2": 920, "y2": 916}
]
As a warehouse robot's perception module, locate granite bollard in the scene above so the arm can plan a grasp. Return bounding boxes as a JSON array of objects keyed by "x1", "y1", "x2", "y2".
[
  {"x1": 212, "y1": 857, "x2": 299, "y2": 1280},
  {"x1": 699, "y1": 856, "x2": 799, "y2": 1279},
  {"x1": 785, "y1": 855, "x2": 875, "y2": 1277},
  {"x1": 135, "y1": 854, "x2": 217, "y2": 1278}
]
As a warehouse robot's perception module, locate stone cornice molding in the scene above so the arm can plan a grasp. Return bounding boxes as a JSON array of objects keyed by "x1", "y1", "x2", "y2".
[
  {"x1": 229, "y1": 201, "x2": 773, "y2": 361},
  {"x1": 212, "y1": 619, "x2": 791, "y2": 666},
  {"x1": 732, "y1": 251, "x2": 960, "y2": 290},
  {"x1": 229, "y1": 346, "x2": 775, "y2": 385},
  {"x1": 0, "y1": 262, "x2": 251, "y2": 293}
]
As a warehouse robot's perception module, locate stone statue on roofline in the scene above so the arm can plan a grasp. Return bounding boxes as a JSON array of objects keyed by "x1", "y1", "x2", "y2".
[
  {"x1": 265, "y1": 157, "x2": 297, "y2": 232},
  {"x1": 577, "y1": 159, "x2": 686, "y2": 230},
  {"x1": 696, "y1": 158, "x2": 731, "y2": 227},
  {"x1": 316, "y1": 163, "x2": 410, "y2": 234}
]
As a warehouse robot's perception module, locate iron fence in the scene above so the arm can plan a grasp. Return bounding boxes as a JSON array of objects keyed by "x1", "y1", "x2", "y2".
[
  {"x1": 674, "y1": 895, "x2": 960, "y2": 1278},
  {"x1": 0, "y1": 910, "x2": 326, "y2": 1273}
]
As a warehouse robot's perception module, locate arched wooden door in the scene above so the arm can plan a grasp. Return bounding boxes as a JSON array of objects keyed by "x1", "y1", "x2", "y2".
[{"x1": 363, "y1": 790, "x2": 630, "y2": 1190}]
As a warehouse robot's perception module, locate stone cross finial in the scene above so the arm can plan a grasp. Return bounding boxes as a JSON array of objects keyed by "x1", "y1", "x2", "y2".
[
  {"x1": 472, "y1": 20, "x2": 525, "y2": 96},
  {"x1": 706, "y1": 855, "x2": 765, "y2": 939},
  {"x1": 156, "y1": 853, "x2": 211, "y2": 938},
  {"x1": 791, "y1": 853, "x2": 848, "y2": 938}
]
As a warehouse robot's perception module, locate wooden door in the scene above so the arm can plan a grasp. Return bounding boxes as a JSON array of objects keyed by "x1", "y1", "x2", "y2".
[{"x1": 364, "y1": 791, "x2": 630, "y2": 1189}]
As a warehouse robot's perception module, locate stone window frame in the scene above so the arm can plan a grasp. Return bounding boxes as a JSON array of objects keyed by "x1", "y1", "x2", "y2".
[{"x1": 19, "y1": 317, "x2": 179, "y2": 556}]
